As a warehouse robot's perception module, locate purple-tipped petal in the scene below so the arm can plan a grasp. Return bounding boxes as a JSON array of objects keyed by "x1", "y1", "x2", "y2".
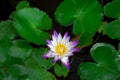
[
  {"x1": 52, "y1": 31, "x2": 58, "y2": 44},
  {"x1": 51, "y1": 40, "x2": 56, "y2": 46},
  {"x1": 61, "y1": 57, "x2": 70, "y2": 69},
  {"x1": 53, "y1": 30, "x2": 58, "y2": 38},
  {"x1": 61, "y1": 32, "x2": 69, "y2": 44},
  {"x1": 65, "y1": 52, "x2": 74, "y2": 56},
  {"x1": 71, "y1": 41, "x2": 78, "y2": 47},
  {"x1": 66, "y1": 36, "x2": 70, "y2": 41},
  {"x1": 64, "y1": 32, "x2": 68, "y2": 38},
  {"x1": 53, "y1": 56, "x2": 59, "y2": 62},
  {"x1": 47, "y1": 44, "x2": 52, "y2": 48},
  {"x1": 46, "y1": 40, "x2": 51, "y2": 44},
  {"x1": 42, "y1": 54, "x2": 48, "y2": 58},
  {"x1": 71, "y1": 48, "x2": 80, "y2": 52},
  {"x1": 47, "y1": 44, "x2": 55, "y2": 52},
  {"x1": 42, "y1": 51, "x2": 54, "y2": 58}
]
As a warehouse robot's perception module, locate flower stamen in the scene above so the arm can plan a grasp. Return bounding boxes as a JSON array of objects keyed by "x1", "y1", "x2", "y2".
[{"x1": 55, "y1": 44, "x2": 66, "y2": 56}]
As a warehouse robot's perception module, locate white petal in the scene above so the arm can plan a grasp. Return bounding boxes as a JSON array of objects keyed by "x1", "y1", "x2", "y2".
[
  {"x1": 66, "y1": 42, "x2": 72, "y2": 50},
  {"x1": 66, "y1": 36, "x2": 70, "y2": 42},
  {"x1": 52, "y1": 36, "x2": 58, "y2": 45},
  {"x1": 51, "y1": 40, "x2": 57, "y2": 46},
  {"x1": 63, "y1": 32, "x2": 68, "y2": 38},
  {"x1": 57, "y1": 33, "x2": 62, "y2": 43},
  {"x1": 62, "y1": 32, "x2": 68, "y2": 44},
  {"x1": 47, "y1": 44, "x2": 55, "y2": 51},
  {"x1": 52, "y1": 31, "x2": 58, "y2": 44},
  {"x1": 42, "y1": 51, "x2": 55, "y2": 58},
  {"x1": 64, "y1": 51, "x2": 73, "y2": 56},
  {"x1": 61, "y1": 57, "x2": 70, "y2": 69},
  {"x1": 62, "y1": 36, "x2": 70, "y2": 45},
  {"x1": 61, "y1": 38, "x2": 66, "y2": 44}
]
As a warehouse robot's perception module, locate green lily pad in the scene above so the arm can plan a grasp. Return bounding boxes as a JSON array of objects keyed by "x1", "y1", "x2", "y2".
[
  {"x1": 105, "y1": 19, "x2": 120, "y2": 40},
  {"x1": 0, "y1": 20, "x2": 17, "y2": 40},
  {"x1": 54, "y1": 64, "x2": 69, "y2": 77},
  {"x1": 79, "y1": 62, "x2": 119, "y2": 80},
  {"x1": 104, "y1": 0, "x2": 120, "y2": 18},
  {"x1": 10, "y1": 40, "x2": 32, "y2": 60},
  {"x1": 91, "y1": 43, "x2": 118, "y2": 71},
  {"x1": 16, "y1": 1, "x2": 29, "y2": 10},
  {"x1": 13, "y1": 8, "x2": 52, "y2": 45},
  {"x1": 55, "y1": 0, "x2": 102, "y2": 35},
  {"x1": 78, "y1": 43, "x2": 120, "y2": 80},
  {"x1": 55, "y1": 0, "x2": 102, "y2": 46},
  {"x1": 27, "y1": 68, "x2": 56, "y2": 80}
]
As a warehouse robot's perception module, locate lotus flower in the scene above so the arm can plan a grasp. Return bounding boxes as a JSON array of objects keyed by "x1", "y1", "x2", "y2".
[{"x1": 43, "y1": 31, "x2": 80, "y2": 69}]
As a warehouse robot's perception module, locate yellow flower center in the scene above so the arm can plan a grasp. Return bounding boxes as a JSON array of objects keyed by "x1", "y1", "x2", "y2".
[{"x1": 55, "y1": 44, "x2": 66, "y2": 56}]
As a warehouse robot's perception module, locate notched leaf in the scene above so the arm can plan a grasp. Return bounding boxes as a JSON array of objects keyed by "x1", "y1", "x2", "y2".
[{"x1": 13, "y1": 8, "x2": 52, "y2": 45}]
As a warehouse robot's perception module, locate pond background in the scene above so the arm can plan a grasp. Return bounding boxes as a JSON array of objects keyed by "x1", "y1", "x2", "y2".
[{"x1": 0, "y1": 0, "x2": 118, "y2": 80}]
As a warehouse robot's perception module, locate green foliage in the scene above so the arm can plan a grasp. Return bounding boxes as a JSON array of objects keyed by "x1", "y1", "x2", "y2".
[
  {"x1": 27, "y1": 68, "x2": 56, "y2": 80},
  {"x1": 78, "y1": 33, "x2": 93, "y2": 46},
  {"x1": 10, "y1": 40, "x2": 32, "y2": 60},
  {"x1": 6, "y1": 64, "x2": 28, "y2": 80},
  {"x1": 0, "y1": 20, "x2": 16, "y2": 66},
  {"x1": 25, "y1": 48, "x2": 53, "y2": 69},
  {"x1": 118, "y1": 43, "x2": 120, "y2": 53},
  {"x1": 55, "y1": 0, "x2": 102, "y2": 46},
  {"x1": 104, "y1": 0, "x2": 120, "y2": 18},
  {"x1": 0, "y1": 47, "x2": 56, "y2": 80},
  {"x1": 98, "y1": 22, "x2": 107, "y2": 34},
  {"x1": 104, "y1": 0, "x2": 120, "y2": 40},
  {"x1": 78, "y1": 43, "x2": 120, "y2": 80},
  {"x1": 25, "y1": 48, "x2": 56, "y2": 80},
  {"x1": 0, "y1": 28, "x2": 32, "y2": 66},
  {"x1": 0, "y1": 20, "x2": 17, "y2": 40},
  {"x1": 54, "y1": 64, "x2": 69, "y2": 77},
  {"x1": 13, "y1": 8, "x2": 52, "y2": 45},
  {"x1": 0, "y1": 1, "x2": 55, "y2": 80},
  {"x1": 16, "y1": 1, "x2": 29, "y2": 10},
  {"x1": 104, "y1": 19, "x2": 120, "y2": 40},
  {"x1": 1, "y1": 0, "x2": 120, "y2": 80}
]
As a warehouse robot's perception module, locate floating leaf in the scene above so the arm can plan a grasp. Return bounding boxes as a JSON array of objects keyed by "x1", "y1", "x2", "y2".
[
  {"x1": 13, "y1": 8, "x2": 52, "y2": 45},
  {"x1": 91, "y1": 43, "x2": 118, "y2": 71},
  {"x1": 7, "y1": 64, "x2": 28, "y2": 80},
  {"x1": 104, "y1": 0, "x2": 120, "y2": 18},
  {"x1": 55, "y1": 0, "x2": 102, "y2": 46},
  {"x1": 115, "y1": 55, "x2": 120, "y2": 71},
  {"x1": 105, "y1": 19, "x2": 120, "y2": 40},
  {"x1": 10, "y1": 40, "x2": 32, "y2": 60},
  {"x1": 55, "y1": 0, "x2": 102, "y2": 35},
  {"x1": 79, "y1": 62, "x2": 119, "y2": 80},
  {"x1": 118, "y1": 43, "x2": 120, "y2": 54},
  {"x1": 27, "y1": 68, "x2": 56, "y2": 80},
  {"x1": 25, "y1": 48, "x2": 53, "y2": 70},
  {"x1": 98, "y1": 22, "x2": 107, "y2": 34},
  {"x1": 16, "y1": 1, "x2": 29, "y2": 10},
  {"x1": 32, "y1": 48, "x2": 53, "y2": 69},
  {"x1": 78, "y1": 33, "x2": 93, "y2": 46},
  {"x1": 54, "y1": 64, "x2": 62, "y2": 77},
  {"x1": 0, "y1": 33, "x2": 12, "y2": 66},
  {"x1": 78, "y1": 43, "x2": 120, "y2": 80},
  {"x1": 0, "y1": 69, "x2": 5, "y2": 80},
  {"x1": 61, "y1": 64, "x2": 69, "y2": 77},
  {"x1": 54, "y1": 64, "x2": 69, "y2": 77},
  {"x1": 0, "y1": 20, "x2": 17, "y2": 40}
]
